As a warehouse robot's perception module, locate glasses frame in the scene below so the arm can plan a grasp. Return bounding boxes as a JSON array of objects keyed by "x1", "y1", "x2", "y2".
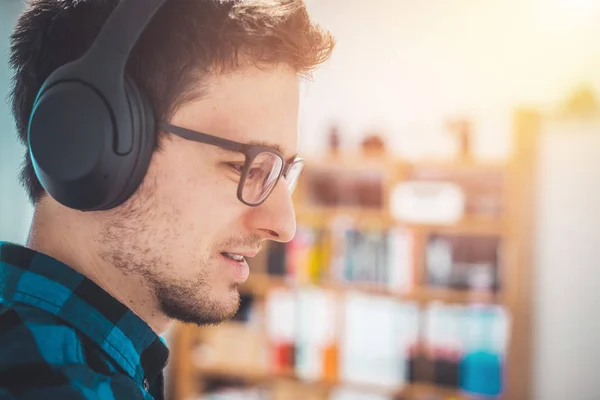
[{"x1": 159, "y1": 122, "x2": 304, "y2": 207}]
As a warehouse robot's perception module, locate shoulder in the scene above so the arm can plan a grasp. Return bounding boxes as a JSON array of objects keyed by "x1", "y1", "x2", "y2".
[
  {"x1": 0, "y1": 304, "x2": 147, "y2": 400},
  {"x1": 0, "y1": 302, "x2": 85, "y2": 366}
]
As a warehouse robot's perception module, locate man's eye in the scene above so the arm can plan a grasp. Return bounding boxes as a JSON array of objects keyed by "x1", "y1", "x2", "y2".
[
  {"x1": 227, "y1": 163, "x2": 264, "y2": 179},
  {"x1": 247, "y1": 166, "x2": 263, "y2": 179},
  {"x1": 228, "y1": 163, "x2": 245, "y2": 174}
]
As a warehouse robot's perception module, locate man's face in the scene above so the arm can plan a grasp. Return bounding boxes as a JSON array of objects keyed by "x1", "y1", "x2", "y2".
[{"x1": 99, "y1": 64, "x2": 299, "y2": 325}]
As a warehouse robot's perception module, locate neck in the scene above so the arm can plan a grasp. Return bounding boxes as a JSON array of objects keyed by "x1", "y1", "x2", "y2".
[{"x1": 27, "y1": 199, "x2": 172, "y2": 335}]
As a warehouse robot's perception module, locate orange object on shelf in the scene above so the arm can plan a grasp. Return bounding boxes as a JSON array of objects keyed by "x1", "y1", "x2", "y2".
[{"x1": 321, "y1": 342, "x2": 339, "y2": 382}]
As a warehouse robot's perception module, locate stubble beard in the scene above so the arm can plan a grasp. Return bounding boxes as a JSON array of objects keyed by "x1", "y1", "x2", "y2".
[
  {"x1": 99, "y1": 227, "x2": 242, "y2": 326},
  {"x1": 95, "y1": 177, "x2": 241, "y2": 327}
]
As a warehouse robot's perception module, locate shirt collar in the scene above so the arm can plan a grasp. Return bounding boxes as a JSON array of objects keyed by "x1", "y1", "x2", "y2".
[{"x1": 0, "y1": 242, "x2": 169, "y2": 385}]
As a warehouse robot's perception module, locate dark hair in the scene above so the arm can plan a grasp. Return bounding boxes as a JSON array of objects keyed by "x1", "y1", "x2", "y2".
[{"x1": 9, "y1": 0, "x2": 335, "y2": 204}]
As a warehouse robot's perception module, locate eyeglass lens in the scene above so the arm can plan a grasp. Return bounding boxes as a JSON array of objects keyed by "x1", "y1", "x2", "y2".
[{"x1": 241, "y1": 152, "x2": 303, "y2": 205}]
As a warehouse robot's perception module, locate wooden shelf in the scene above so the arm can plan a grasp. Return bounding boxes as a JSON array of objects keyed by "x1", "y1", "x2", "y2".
[
  {"x1": 406, "y1": 383, "x2": 468, "y2": 399},
  {"x1": 404, "y1": 158, "x2": 506, "y2": 174},
  {"x1": 303, "y1": 153, "x2": 397, "y2": 170},
  {"x1": 401, "y1": 215, "x2": 506, "y2": 236},
  {"x1": 302, "y1": 154, "x2": 506, "y2": 175},
  {"x1": 295, "y1": 206, "x2": 392, "y2": 228},
  {"x1": 418, "y1": 286, "x2": 502, "y2": 305},
  {"x1": 241, "y1": 274, "x2": 502, "y2": 305},
  {"x1": 295, "y1": 207, "x2": 505, "y2": 236},
  {"x1": 196, "y1": 363, "x2": 290, "y2": 383},
  {"x1": 195, "y1": 363, "x2": 467, "y2": 399}
]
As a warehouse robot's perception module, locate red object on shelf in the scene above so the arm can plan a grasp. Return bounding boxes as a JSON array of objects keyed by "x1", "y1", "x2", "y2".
[{"x1": 272, "y1": 341, "x2": 296, "y2": 371}]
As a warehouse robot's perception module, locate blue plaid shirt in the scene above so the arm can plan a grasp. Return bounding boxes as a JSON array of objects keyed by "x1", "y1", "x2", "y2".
[{"x1": 0, "y1": 242, "x2": 169, "y2": 399}]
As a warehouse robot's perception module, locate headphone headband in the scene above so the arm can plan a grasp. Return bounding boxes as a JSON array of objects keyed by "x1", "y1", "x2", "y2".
[
  {"x1": 28, "y1": 0, "x2": 171, "y2": 211},
  {"x1": 87, "y1": 0, "x2": 169, "y2": 65}
]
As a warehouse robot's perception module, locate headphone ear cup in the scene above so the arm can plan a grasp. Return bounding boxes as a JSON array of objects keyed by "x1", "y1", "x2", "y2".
[
  {"x1": 28, "y1": 79, "x2": 116, "y2": 210},
  {"x1": 103, "y1": 77, "x2": 156, "y2": 209}
]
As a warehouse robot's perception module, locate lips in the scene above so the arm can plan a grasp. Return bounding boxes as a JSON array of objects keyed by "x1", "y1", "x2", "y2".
[
  {"x1": 219, "y1": 251, "x2": 252, "y2": 283},
  {"x1": 221, "y1": 252, "x2": 245, "y2": 262},
  {"x1": 220, "y1": 248, "x2": 260, "y2": 259}
]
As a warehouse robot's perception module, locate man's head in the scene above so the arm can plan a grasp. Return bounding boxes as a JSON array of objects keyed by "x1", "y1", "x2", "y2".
[{"x1": 9, "y1": 0, "x2": 334, "y2": 326}]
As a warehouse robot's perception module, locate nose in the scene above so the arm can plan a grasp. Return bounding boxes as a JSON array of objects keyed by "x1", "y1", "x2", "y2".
[{"x1": 248, "y1": 179, "x2": 297, "y2": 243}]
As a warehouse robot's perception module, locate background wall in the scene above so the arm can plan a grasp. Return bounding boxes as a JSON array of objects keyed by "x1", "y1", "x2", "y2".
[
  {"x1": 301, "y1": 0, "x2": 600, "y2": 160},
  {"x1": 0, "y1": 0, "x2": 34, "y2": 245},
  {"x1": 532, "y1": 119, "x2": 600, "y2": 400}
]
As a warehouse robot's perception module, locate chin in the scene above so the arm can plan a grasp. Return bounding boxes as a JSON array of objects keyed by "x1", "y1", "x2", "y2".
[{"x1": 158, "y1": 288, "x2": 241, "y2": 327}]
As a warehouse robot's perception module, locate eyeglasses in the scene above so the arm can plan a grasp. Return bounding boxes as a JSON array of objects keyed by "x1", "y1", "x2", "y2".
[{"x1": 159, "y1": 122, "x2": 304, "y2": 207}]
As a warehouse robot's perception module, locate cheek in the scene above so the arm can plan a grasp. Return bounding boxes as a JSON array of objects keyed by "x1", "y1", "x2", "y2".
[{"x1": 150, "y1": 148, "x2": 246, "y2": 265}]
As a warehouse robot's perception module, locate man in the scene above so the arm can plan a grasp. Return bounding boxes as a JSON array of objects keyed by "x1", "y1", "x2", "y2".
[{"x1": 0, "y1": 0, "x2": 334, "y2": 399}]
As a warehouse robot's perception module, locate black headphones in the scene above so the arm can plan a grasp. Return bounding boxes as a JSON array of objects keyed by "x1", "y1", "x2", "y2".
[{"x1": 27, "y1": 0, "x2": 169, "y2": 211}]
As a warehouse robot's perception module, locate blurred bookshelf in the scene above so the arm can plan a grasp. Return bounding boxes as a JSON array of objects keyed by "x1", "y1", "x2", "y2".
[{"x1": 167, "y1": 110, "x2": 538, "y2": 400}]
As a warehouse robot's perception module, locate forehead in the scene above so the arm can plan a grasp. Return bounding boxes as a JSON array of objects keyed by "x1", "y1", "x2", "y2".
[{"x1": 172, "y1": 64, "x2": 301, "y2": 159}]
